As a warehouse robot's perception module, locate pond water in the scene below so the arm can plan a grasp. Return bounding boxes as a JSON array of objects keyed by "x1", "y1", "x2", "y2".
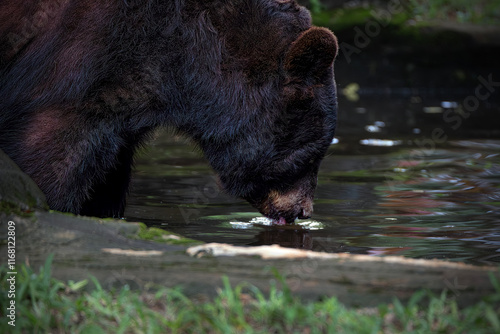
[{"x1": 125, "y1": 93, "x2": 500, "y2": 266}]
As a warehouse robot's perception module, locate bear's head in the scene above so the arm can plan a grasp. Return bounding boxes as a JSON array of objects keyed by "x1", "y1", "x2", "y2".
[
  {"x1": 183, "y1": 0, "x2": 338, "y2": 224},
  {"x1": 242, "y1": 26, "x2": 337, "y2": 224}
]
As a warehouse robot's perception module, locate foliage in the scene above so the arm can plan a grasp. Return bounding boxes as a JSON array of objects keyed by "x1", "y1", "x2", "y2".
[
  {"x1": 308, "y1": 0, "x2": 323, "y2": 14},
  {"x1": 409, "y1": 0, "x2": 500, "y2": 24},
  {"x1": 309, "y1": 0, "x2": 500, "y2": 29}
]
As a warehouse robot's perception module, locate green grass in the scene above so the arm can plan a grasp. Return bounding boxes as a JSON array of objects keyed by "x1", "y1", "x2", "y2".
[
  {"x1": 135, "y1": 222, "x2": 203, "y2": 246},
  {"x1": 0, "y1": 201, "x2": 36, "y2": 218},
  {"x1": 1, "y1": 256, "x2": 499, "y2": 333}
]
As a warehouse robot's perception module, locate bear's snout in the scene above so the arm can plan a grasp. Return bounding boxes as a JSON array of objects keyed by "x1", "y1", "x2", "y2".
[{"x1": 253, "y1": 187, "x2": 314, "y2": 225}]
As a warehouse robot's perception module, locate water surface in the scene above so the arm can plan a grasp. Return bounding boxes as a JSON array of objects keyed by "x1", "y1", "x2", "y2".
[{"x1": 125, "y1": 130, "x2": 500, "y2": 266}]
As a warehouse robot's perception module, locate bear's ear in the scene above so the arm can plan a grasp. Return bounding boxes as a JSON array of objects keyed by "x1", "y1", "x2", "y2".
[{"x1": 284, "y1": 27, "x2": 338, "y2": 81}]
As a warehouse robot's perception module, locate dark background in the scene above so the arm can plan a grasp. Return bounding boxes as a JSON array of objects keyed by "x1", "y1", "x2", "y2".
[{"x1": 298, "y1": 0, "x2": 500, "y2": 139}]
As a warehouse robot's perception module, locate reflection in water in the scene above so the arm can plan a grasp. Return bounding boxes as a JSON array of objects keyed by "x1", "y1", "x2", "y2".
[
  {"x1": 249, "y1": 228, "x2": 313, "y2": 250},
  {"x1": 229, "y1": 218, "x2": 325, "y2": 250},
  {"x1": 125, "y1": 132, "x2": 500, "y2": 266}
]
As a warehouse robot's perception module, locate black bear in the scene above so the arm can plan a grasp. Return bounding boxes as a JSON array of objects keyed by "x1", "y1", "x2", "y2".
[{"x1": 0, "y1": 0, "x2": 338, "y2": 224}]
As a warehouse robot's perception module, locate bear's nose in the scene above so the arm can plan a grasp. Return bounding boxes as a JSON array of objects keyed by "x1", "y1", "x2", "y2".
[{"x1": 298, "y1": 207, "x2": 312, "y2": 219}]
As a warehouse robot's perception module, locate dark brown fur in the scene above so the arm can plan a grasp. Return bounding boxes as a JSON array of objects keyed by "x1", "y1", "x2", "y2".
[{"x1": 0, "y1": 0, "x2": 338, "y2": 222}]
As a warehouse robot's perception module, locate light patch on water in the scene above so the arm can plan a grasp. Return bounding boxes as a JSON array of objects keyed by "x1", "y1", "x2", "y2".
[
  {"x1": 423, "y1": 106, "x2": 443, "y2": 114},
  {"x1": 364, "y1": 121, "x2": 386, "y2": 133},
  {"x1": 441, "y1": 101, "x2": 458, "y2": 108},
  {"x1": 296, "y1": 220, "x2": 325, "y2": 230},
  {"x1": 249, "y1": 217, "x2": 275, "y2": 225},
  {"x1": 229, "y1": 221, "x2": 254, "y2": 229},
  {"x1": 365, "y1": 125, "x2": 382, "y2": 133},
  {"x1": 360, "y1": 139, "x2": 403, "y2": 147},
  {"x1": 229, "y1": 217, "x2": 325, "y2": 230},
  {"x1": 450, "y1": 140, "x2": 500, "y2": 150},
  {"x1": 230, "y1": 217, "x2": 275, "y2": 228}
]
